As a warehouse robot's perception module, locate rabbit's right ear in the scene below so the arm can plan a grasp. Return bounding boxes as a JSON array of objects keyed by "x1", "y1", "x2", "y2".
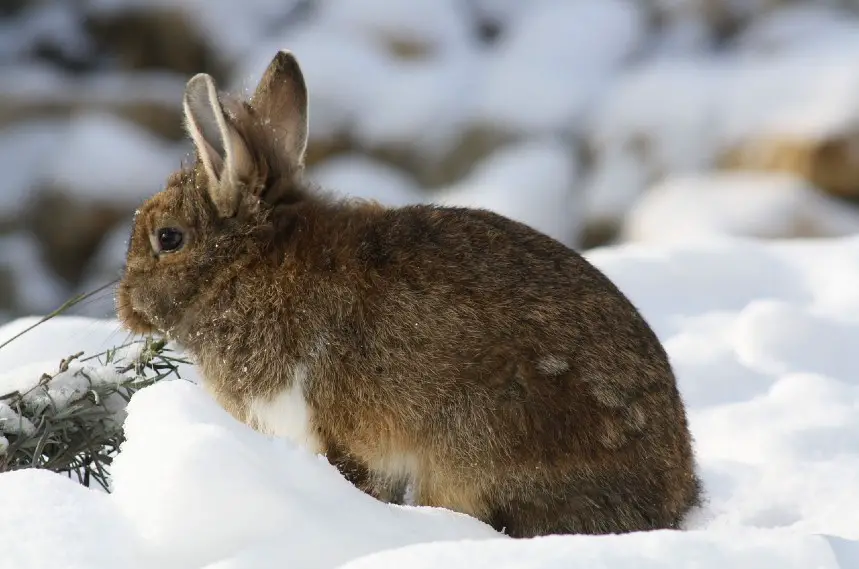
[{"x1": 183, "y1": 73, "x2": 253, "y2": 218}]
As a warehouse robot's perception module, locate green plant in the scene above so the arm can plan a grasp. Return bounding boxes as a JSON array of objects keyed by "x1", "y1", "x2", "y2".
[{"x1": 0, "y1": 285, "x2": 188, "y2": 490}]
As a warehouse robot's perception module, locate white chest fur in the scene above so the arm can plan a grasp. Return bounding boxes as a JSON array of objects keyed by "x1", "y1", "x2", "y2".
[{"x1": 246, "y1": 362, "x2": 323, "y2": 454}]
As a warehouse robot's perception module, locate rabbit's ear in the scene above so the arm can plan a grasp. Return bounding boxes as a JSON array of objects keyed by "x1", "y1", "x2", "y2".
[
  {"x1": 250, "y1": 50, "x2": 309, "y2": 168},
  {"x1": 183, "y1": 73, "x2": 252, "y2": 217}
]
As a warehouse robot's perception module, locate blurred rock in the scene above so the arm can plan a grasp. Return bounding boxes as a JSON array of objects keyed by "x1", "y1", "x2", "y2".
[
  {"x1": 645, "y1": 0, "x2": 787, "y2": 44},
  {"x1": 0, "y1": 1, "x2": 95, "y2": 72},
  {"x1": 0, "y1": 265, "x2": 15, "y2": 313},
  {"x1": 0, "y1": 69, "x2": 188, "y2": 140},
  {"x1": 0, "y1": 99, "x2": 185, "y2": 141},
  {"x1": 309, "y1": 154, "x2": 425, "y2": 207},
  {"x1": 9, "y1": 112, "x2": 180, "y2": 286},
  {"x1": 316, "y1": 0, "x2": 473, "y2": 59},
  {"x1": 367, "y1": 124, "x2": 514, "y2": 189},
  {"x1": 0, "y1": 0, "x2": 28, "y2": 19},
  {"x1": 732, "y1": 3, "x2": 859, "y2": 55},
  {"x1": 0, "y1": 233, "x2": 67, "y2": 318},
  {"x1": 718, "y1": 132, "x2": 859, "y2": 202},
  {"x1": 25, "y1": 189, "x2": 129, "y2": 286},
  {"x1": 304, "y1": 136, "x2": 356, "y2": 170},
  {"x1": 85, "y1": 6, "x2": 225, "y2": 78}
]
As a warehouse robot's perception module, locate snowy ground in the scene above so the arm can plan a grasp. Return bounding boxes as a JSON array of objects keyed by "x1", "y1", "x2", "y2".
[{"x1": 1, "y1": 235, "x2": 858, "y2": 569}]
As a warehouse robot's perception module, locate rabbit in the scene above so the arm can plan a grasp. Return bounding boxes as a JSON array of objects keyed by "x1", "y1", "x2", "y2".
[{"x1": 117, "y1": 50, "x2": 703, "y2": 538}]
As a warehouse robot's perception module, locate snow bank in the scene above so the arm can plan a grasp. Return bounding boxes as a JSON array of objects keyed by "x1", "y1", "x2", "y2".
[
  {"x1": 308, "y1": 154, "x2": 426, "y2": 207},
  {"x1": 435, "y1": 138, "x2": 580, "y2": 246},
  {"x1": 584, "y1": 44, "x2": 859, "y2": 226},
  {"x1": 341, "y1": 529, "x2": 854, "y2": 569},
  {"x1": 622, "y1": 172, "x2": 859, "y2": 243},
  {"x1": 0, "y1": 111, "x2": 182, "y2": 210},
  {"x1": 0, "y1": 234, "x2": 67, "y2": 316},
  {"x1": 2, "y1": 234, "x2": 859, "y2": 568},
  {"x1": 475, "y1": 0, "x2": 647, "y2": 135},
  {"x1": 46, "y1": 113, "x2": 183, "y2": 205}
]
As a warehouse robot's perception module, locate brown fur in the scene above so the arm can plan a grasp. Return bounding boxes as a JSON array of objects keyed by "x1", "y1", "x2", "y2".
[{"x1": 117, "y1": 50, "x2": 703, "y2": 538}]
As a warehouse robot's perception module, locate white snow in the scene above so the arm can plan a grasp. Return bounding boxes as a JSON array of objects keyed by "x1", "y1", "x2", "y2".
[
  {"x1": 0, "y1": 110, "x2": 183, "y2": 210},
  {"x1": 583, "y1": 46, "x2": 859, "y2": 227},
  {"x1": 435, "y1": 138, "x2": 580, "y2": 246},
  {"x1": 315, "y1": 0, "x2": 473, "y2": 54},
  {"x1": 732, "y1": 4, "x2": 859, "y2": 56},
  {"x1": 3, "y1": 235, "x2": 859, "y2": 568},
  {"x1": 0, "y1": 121, "x2": 66, "y2": 215},
  {"x1": 0, "y1": 233, "x2": 68, "y2": 316},
  {"x1": 308, "y1": 154, "x2": 426, "y2": 207},
  {"x1": 340, "y1": 529, "x2": 855, "y2": 569},
  {"x1": 0, "y1": 65, "x2": 187, "y2": 108},
  {"x1": 622, "y1": 172, "x2": 859, "y2": 243},
  {"x1": 474, "y1": 0, "x2": 647, "y2": 135},
  {"x1": 46, "y1": 113, "x2": 183, "y2": 204},
  {"x1": 86, "y1": 0, "x2": 301, "y2": 65}
]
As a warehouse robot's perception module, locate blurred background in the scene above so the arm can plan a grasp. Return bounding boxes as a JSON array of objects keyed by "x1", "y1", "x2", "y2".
[{"x1": 3, "y1": 0, "x2": 859, "y2": 325}]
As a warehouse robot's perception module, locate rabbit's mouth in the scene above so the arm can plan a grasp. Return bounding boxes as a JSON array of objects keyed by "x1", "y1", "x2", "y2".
[{"x1": 115, "y1": 284, "x2": 158, "y2": 336}]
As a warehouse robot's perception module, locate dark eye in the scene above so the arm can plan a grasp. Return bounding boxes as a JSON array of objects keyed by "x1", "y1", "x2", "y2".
[{"x1": 156, "y1": 227, "x2": 185, "y2": 253}]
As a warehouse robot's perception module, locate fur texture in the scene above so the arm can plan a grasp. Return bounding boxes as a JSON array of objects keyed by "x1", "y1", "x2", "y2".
[{"x1": 117, "y1": 50, "x2": 703, "y2": 538}]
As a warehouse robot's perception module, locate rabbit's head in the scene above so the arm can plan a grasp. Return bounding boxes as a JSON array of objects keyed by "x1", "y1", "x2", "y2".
[{"x1": 117, "y1": 51, "x2": 311, "y2": 338}]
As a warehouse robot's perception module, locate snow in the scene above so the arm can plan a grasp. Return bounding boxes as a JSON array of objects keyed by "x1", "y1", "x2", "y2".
[
  {"x1": 46, "y1": 113, "x2": 183, "y2": 204},
  {"x1": 86, "y1": 0, "x2": 302, "y2": 65},
  {"x1": 583, "y1": 46, "x2": 859, "y2": 227},
  {"x1": 316, "y1": 0, "x2": 473, "y2": 53},
  {"x1": 0, "y1": 111, "x2": 182, "y2": 210},
  {"x1": 3, "y1": 235, "x2": 859, "y2": 568},
  {"x1": 434, "y1": 138, "x2": 580, "y2": 246},
  {"x1": 0, "y1": 233, "x2": 67, "y2": 316},
  {"x1": 341, "y1": 530, "x2": 853, "y2": 569},
  {"x1": 308, "y1": 154, "x2": 425, "y2": 207},
  {"x1": 622, "y1": 172, "x2": 859, "y2": 243},
  {"x1": 0, "y1": 121, "x2": 65, "y2": 215},
  {"x1": 0, "y1": 64, "x2": 187, "y2": 108},
  {"x1": 732, "y1": 4, "x2": 859, "y2": 56},
  {"x1": 475, "y1": 0, "x2": 647, "y2": 135}
]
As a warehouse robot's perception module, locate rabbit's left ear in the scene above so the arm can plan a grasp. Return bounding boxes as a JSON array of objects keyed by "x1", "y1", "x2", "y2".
[
  {"x1": 183, "y1": 73, "x2": 253, "y2": 218},
  {"x1": 250, "y1": 50, "x2": 309, "y2": 168}
]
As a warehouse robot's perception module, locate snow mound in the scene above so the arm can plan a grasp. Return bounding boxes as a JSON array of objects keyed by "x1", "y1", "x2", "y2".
[
  {"x1": 341, "y1": 529, "x2": 854, "y2": 569},
  {"x1": 584, "y1": 47, "x2": 859, "y2": 226},
  {"x1": 2, "y1": 235, "x2": 859, "y2": 568},
  {"x1": 476, "y1": 0, "x2": 647, "y2": 135},
  {"x1": 0, "y1": 121, "x2": 65, "y2": 216},
  {"x1": 309, "y1": 154, "x2": 426, "y2": 207},
  {"x1": 0, "y1": 233, "x2": 67, "y2": 316},
  {"x1": 46, "y1": 113, "x2": 183, "y2": 204},
  {"x1": 434, "y1": 138, "x2": 580, "y2": 246},
  {"x1": 316, "y1": 0, "x2": 472, "y2": 54},
  {"x1": 622, "y1": 172, "x2": 859, "y2": 243}
]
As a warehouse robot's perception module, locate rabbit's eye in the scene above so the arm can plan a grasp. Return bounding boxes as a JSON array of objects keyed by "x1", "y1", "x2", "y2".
[{"x1": 156, "y1": 227, "x2": 185, "y2": 253}]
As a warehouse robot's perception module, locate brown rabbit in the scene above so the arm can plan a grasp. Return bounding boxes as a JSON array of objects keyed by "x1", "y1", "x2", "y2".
[{"x1": 117, "y1": 50, "x2": 702, "y2": 538}]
